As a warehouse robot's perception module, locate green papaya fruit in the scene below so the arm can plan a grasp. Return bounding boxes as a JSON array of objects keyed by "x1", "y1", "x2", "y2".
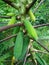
[
  {"x1": 8, "y1": 16, "x2": 16, "y2": 25},
  {"x1": 8, "y1": 17, "x2": 19, "y2": 43},
  {"x1": 24, "y1": 19, "x2": 38, "y2": 40},
  {"x1": 11, "y1": 27, "x2": 20, "y2": 42},
  {"x1": 28, "y1": 10, "x2": 36, "y2": 22},
  {"x1": 19, "y1": 36, "x2": 29, "y2": 60},
  {"x1": 7, "y1": 13, "x2": 15, "y2": 16},
  {"x1": 14, "y1": 31, "x2": 23, "y2": 60}
]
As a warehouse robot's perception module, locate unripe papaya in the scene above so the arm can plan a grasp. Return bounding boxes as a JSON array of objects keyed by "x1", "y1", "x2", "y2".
[
  {"x1": 11, "y1": 56, "x2": 15, "y2": 65},
  {"x1": 8, "y1": 16, "x2": 16, "y2": 25},
  {"x1": 14, "y1": 31, "x2": 23, "y2": 60},
  {"x1": 8, "y1": 15, "x2": 20, "y2": 43},
  {"x1": 3, "y1": 13, "x2": 16, "y2": 33},
  {"x1": 11, "y1": 27, "x2": 20, "y2": 42},
  {"x1": 7, "y1": 13, "x2": 15, "y2": 16},
  {"x1": 28, "y1": 10, "x2": 36, "y2": 22},
  {"x1": 24, "y1": 19, "x2": 38, "y2": 40},
  {"x1": 19, "y1": 36, "x2": 29, "y2": 60}
]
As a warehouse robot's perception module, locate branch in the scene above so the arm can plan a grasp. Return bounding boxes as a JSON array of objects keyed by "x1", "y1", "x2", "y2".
[
  {"x1": 29, "y1": 48, "x2": 37, "y2": 65},
  {"x1": 0, "y1": 16, "x2": 11, "y2": 19},
  {"x1": 23, "y1": 44, "x2": 31, "y2": 65},
  {"x1": 2, "y1": 0, "x2": 19, "y2": 9},
  {"x1": 25, "y1": 0, "x2": 37, "y2": 13},
  {"x1": 0, "y1": 31, "x2": 26, "y2": 43},
  {"x1": 34, "y1": 23, "x2": 49, "y2": 28},
  {"x1": 0, "y1": 15, "x2": 21, "y2": 20},
  {"x1": 0, "y1": 22, "x2": 23, "y2": 32},
  {"x1": 33, "y1": 39, "x2": 49, "y2": 52},
  {"x1": 1, "y1": 49, "x2": 48, "y2": 63},
  {"x1": 33, "y1": 0, "x2": 44, "y2": 13},
  {"x1": 0, "y1": 22, "x2": 7, "y2": 24},
  {"x1": 0, "y1": 34, "x2": 49, "y2": 53},
  {"x1": 0, "y1": 34, "x2": 17, "y2": 43},
  {"x1": 2, "y1": 0, "x2": 37, "y2": 14},
  {"x1": 0, "y1": 22, "x2": 49, "y2": 32},
  {"x1": 1, "y1": 0, "x2": 44, "y2": 20},
  {"x1": 0, "y1": 0, "x2": 42, "y2": 20},
  {"x1": 32, "y1": 49, "x2": 49, "y2": 54},
  {"x1": 0, "y1": 22, "x2": 49, "y2": 52}
]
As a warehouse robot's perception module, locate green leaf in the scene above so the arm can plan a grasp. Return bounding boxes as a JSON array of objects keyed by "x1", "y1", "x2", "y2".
[
  {"x1": 35, "y1": 54, "x2": 43, "y2": 65},
  {"x1": 14, "y1": 31, "x2": 23, "y2": 60},
  {"x1": 0, "y1": 52, "x2": 10, "y2": 62},
  {"x1": 19, "y1": 36, "x2": 29, "y2": 60},
  {"x1": 0, "y1": 63, "x2": 4, "y2": 65},
  {"x1": 35, "y1": 53, "x2": 47, "y2": 65},
  {"x1": 41, "y1": 58, "x2": 47, "y2": 65}
]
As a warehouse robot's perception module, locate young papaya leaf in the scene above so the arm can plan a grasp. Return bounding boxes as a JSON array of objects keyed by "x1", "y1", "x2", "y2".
[{"x1": 14, "y1": 31, "x2": 23, "y2": 60}]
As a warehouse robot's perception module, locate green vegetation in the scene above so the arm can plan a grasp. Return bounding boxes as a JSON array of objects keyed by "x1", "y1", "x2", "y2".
[{"x1": 0, "y1": 0, "x2": 49, "y2": 65}]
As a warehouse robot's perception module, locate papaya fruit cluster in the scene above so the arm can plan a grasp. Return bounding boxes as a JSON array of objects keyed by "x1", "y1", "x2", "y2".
[{"x1": 6, "y1": 11, "x2": 38, "y2": 64}]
